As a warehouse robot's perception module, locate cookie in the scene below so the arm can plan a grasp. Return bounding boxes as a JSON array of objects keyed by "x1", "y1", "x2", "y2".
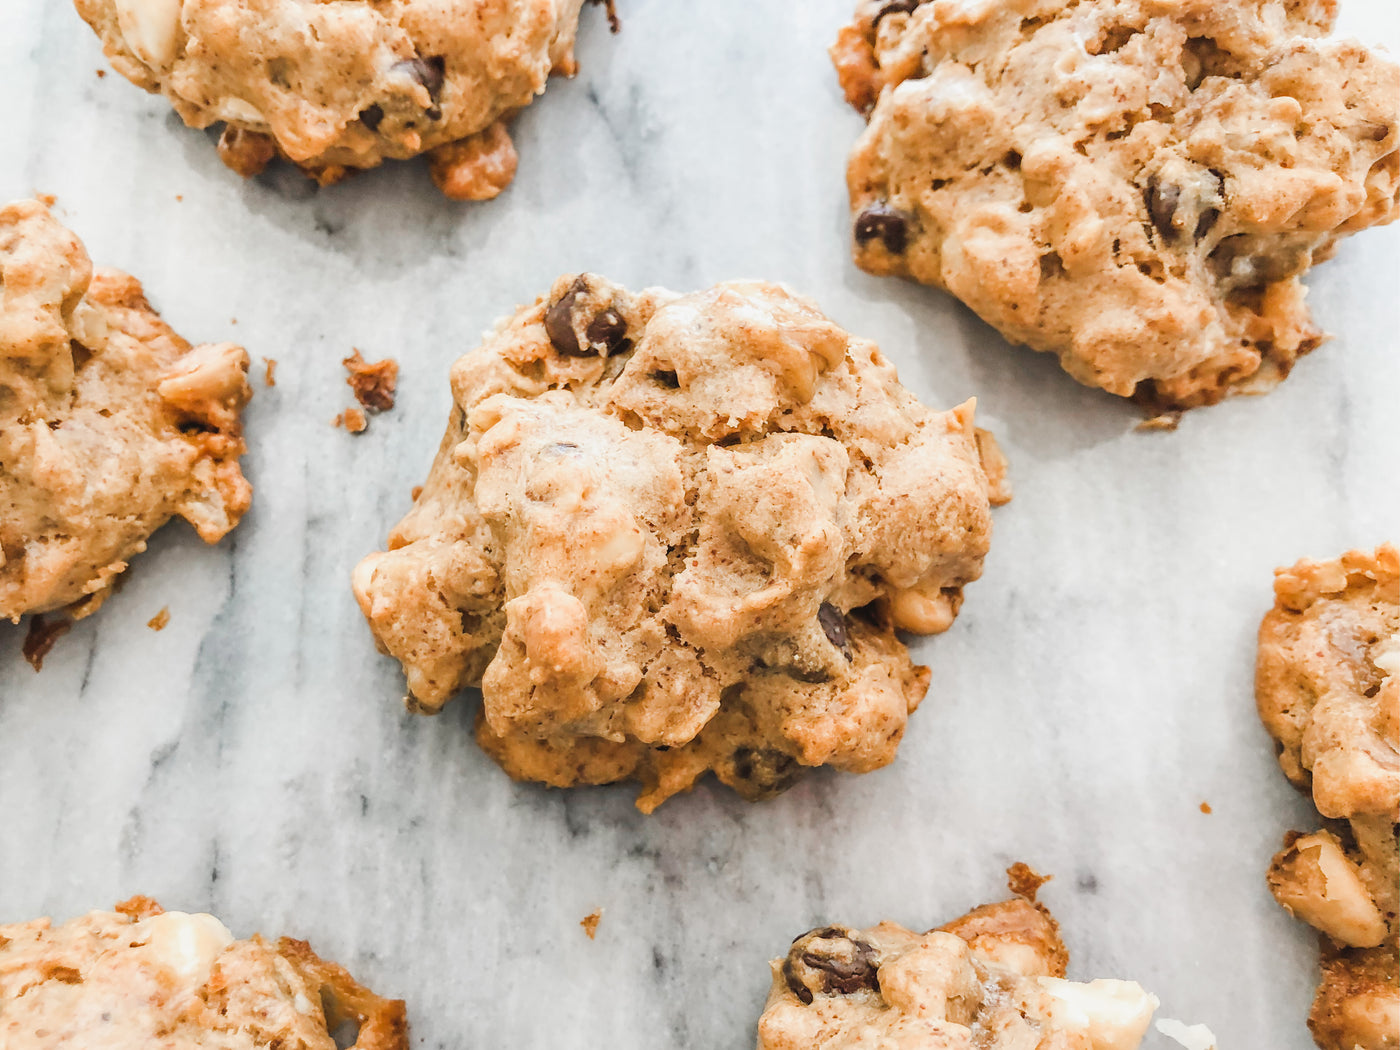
[
  {"x1": 832, "y1": 0, "x2": 1399, "y2": 410},
  {"x1": 0, "y1": 896, "x2": 406, "y2": 1048},
  {"x1": 0, "y1": 199, "x2": 251, "y2": 624},
  {"x1": 1256, "y1": 545, "x2": 1399, "y2": 1050},
  {"x1": 353, "y1": 274, "x2": 1007, "y2": 811},
  {"x1": 758, "y1": 897, "x2": 1160, "y2": 1049},
  {"x1": 74, "y1": 0, "x2": 608, "y2": 199}
]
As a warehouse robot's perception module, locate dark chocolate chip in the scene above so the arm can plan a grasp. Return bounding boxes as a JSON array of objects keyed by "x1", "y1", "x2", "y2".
[
  {"x1": 359, "y1": 103, "x2": 384, "y2": 131},
  {"x1": 729, "y1": 747, "x2": 803, "y2": 801},
  {"x1": 783, "y1": 927, "x2": 882, "y2": 1006},
  {"x1": 392, "y1": 55, "x2": 445, "y2": 100},
  {"x1": 854, "y1": 203, "x2": 909, "y2": 254},
  {"x1": 1145, "y1": 177, "x2": 1181, "y2": 240},
  {"x1": 873, "y1": 0, "x2": 924, "y2": 26},
  {"x1": 544, "y1": 276, "x2": 630, "y2": 357},
  {"x1": 649, "y1": 370, "x2": 679, "y2": 389},
  {"x1": 1193, "y1": 207, "x2": 1219, "y2": 239},
  {"x1": 818, "y1": 602, "x2": 853, "y2": 661}
]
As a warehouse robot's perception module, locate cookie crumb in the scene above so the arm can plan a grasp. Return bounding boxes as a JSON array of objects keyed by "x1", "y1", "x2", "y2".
[
  {"x1": 1006, "y1": 862, "x2": 1051, "y2": 901},
  {"x1": 36, "y1": 193, "x2": 56, "y2": 207},
  {"x1": 411, "y1": 485, "x2": 424, "y2": 501},
  {"x1": 1199, "y1": 801, "x2": 1212, "y2": 814},
  {"x1": 263, "y1": 358, "x2": 277, "y2": 387},
  {"x1": 96, "y1": 69, "x2": 106, "y2": 78},
  {"x1": 580, "y1": 909, "x2": 602, "y2": 939},
  {"x1": 22, "y1": 614, "x2": 71, "y2": 671},
  {"x1": 175, "y1": 195, "x2": 183, "y2": 202},
  {"x1": 334, "y1": 407, "x2": 367, "y2": 434},
  {"x1": 590, "y1": 0, "x2": 621, "y2": 33},
  {"x1": 1137, "y1": 412, "x2": 1183, "y2": 433},
  {"x1": 343, "y1": 350, "x2": 399, "y2": 412},
  {"x1": 147, "y1": 607, "x2": 171, "y2": 631},
  {"x1": 114, "y1": 895, "x2": 164, "y2": 919}
]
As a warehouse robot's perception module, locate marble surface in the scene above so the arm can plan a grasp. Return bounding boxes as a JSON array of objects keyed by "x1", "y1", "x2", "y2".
[{"x1": 2, "y1": 2, "x2": 1398, "y2": 1047}]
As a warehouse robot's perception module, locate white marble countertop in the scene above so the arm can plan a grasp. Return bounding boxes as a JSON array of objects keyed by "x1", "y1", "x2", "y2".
[{"x1": 2, "y1": 2, "x2": 1397, "y2": 1047}]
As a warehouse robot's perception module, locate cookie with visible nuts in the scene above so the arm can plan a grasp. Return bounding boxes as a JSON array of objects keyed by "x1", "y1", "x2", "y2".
[
  {"x1": 758, "y1": 896, "x2": 1161, "y2": 1050},
  {"x1": 0, "y1": 199, "x2": 251, "y2": 625},
  {"x1": 1257, "y1": 545, "x2": 1399, "y2": 1050},
  {"x1": 833, "y1": 0, "x2": 1399, "y2": 410},
  {"x1": 73, "y1": 0, "x2": 610, "y2": 199},
  {"x1": 0, "y1": 897, "x2": 407, "y2": 1048},
  {"x1": 353, "y1": 274, "x2": 1007, "y2": 811}
]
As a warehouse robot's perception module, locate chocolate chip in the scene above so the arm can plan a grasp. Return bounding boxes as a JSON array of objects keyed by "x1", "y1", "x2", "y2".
[
  {"x1": 359, "y1": 103, "x2": 384, "y2": 131},
  {"x1": 544, "y1": 276, "x2": 630, "y2": 357},
  {"x1": 783, "y1": 927, "x2": 882, "y2": 1006},
  {"x1": 391, "y1": 55, "x2": 445, "y2": 117},
  {"x1": 1208, "y1": 235, "x2": 1306, "y2": 286},
  {"x1": 1145, "y1": 177, "x2": 1181, "y2": 240},
  {"x1": 873, "y1": 0, "x2": 924, "y2": 26},
  {"x1": 854, "y1": 203, "x2": 909, "y2": 253},
  {"x1": 729, "y1": 747, "x2": 802, "y2": 801},
  {"x1": 818, "y1": 603, "x2": 853, "y2": 661}
]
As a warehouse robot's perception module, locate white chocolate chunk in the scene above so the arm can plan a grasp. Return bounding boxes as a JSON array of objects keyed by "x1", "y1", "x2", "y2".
[
  {"x1": 1037, "y1": 977, "x2": 1158, "y2": 1050},
  {"x1": 113, "y1": 0, "x2": 183, "y2": 68},
  {"x1": 1155, "y1": 1017, "x2": 1219, "y2": 1050},
  {"x1": 134, "y1": 911, "x2": 234, "y2": 988}
]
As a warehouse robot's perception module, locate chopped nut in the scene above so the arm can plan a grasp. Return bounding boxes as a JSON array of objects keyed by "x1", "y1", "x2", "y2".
[{"x1": 147, "y1": 607, "x2": 171, "y2": 631}]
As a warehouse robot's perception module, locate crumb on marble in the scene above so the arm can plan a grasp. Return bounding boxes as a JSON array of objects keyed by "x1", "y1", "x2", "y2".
[
  {"x1": 1199, "y1": 801, "x2": 1213, "y2": 814},
  {"x1": 1007, "y1": 861, "x2": 1051, "y2": 901},
  {"x1": 96, "y1": 69, "x2": 106, "y2": 78},
  {"x1": 411, "y1": 485, "x2": 423, "y2": 501},
  {"x1": 1137, "y1": 411, "x2": 1183, "y2": 433},
  {"x1": 175, "y1": 195, "x2": 183, "y2": 202},
  {"x1": 344, "y1": 349, "x2": 399, "y2": 412},
  {"x1": 114, "y1": 895, "x2": 164, "y2": 919},
  {"x1": 264, "y1": 358, "x2": 278, "y2": 387},
  {"x1": 147, "y1": 607, "x2": 171, "y2": 631},
  {"x1": 581, "y1": 909, "x2": 602, "y2": 939},
  {"x1": 22, "y1": 614, "x2": 71, "y2": 671},
  {"x1": 591, "y1": 0, "x2": 621, "y2": 33},
  {"x1": 334, "y1": 408, "x2": 368, "y2": 434},
  {"x1": 36, "y1": 193, "x2": 56, "y2": 207}
]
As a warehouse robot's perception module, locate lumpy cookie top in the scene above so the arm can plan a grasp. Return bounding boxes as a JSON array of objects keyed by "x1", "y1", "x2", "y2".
[
  {"x1": 757, "y1": 898, "x2": 1158, "y2": 1050},
  {"x1": 833, "y1": 0, "x2": 1399, "y2": 409},
  {"x1": 0, "y1": 199, "x2": 251, "y2": 622},
  {"x1": 1256, "y1": 546, "x2": 1398, "y2": 1050},
  {"x1": 354, "y1": 274, "x2": 1006, "y2": 810},
  {"x1": 0, "y1": 897, "x2": 406, "y2": 1049},
  {"x1": 1257, "y1": 545, "x2": 1398, "y2": 822},
  {"x1": 74, "y1": 0, "x2": 595, "y2": 198}
]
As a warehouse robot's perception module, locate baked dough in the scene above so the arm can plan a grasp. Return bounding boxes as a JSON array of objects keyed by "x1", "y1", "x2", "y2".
[
  {"x1": 74, "y1": 0, "x2": 605, "y2": 199},
  {"x1": 833, "y1": 0, "x2": 1399, "y2": 410},
  {"x1": 1257, "y1": 545, "x2": 1399, "y2": 1050},
  {"x1": 0, "y1": 896, "x2": 406, "y2": 1049},
  {"x1": 758, "y1": 896, "x2": 1159, "y2": 1050},
  {"x1": 0, "y1": 199, "x2": 251, "y2": 623},
  {"x1": 354, "y1": 274, "x2": 1007, "y2": 810}
]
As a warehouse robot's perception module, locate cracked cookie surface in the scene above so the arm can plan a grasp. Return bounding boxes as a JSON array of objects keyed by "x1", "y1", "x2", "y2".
[
  {"x1": 833, "y1": 0, "x2": 1399, "y2": 410},
  {"x1": 1257, "y1": 545, "x2": 1399, "y2": 1050},
  {"x1": 74, "y1": 0, "x2": 603, "y2": 199},
  {"x1": 0, "y1": 199, "x2": 251, "y2": 623},
  {"x1": 353, "y1": 274, "x2": 1006, "y2": 811},
  {"x1": 758, "y1": 897, "x2": 1159, "y2": 1050},
  {"x1": 0, "y1": 896, "x2": 406, "y2": 1049}
]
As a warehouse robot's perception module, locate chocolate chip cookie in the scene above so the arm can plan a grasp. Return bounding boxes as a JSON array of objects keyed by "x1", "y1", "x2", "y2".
[
  {"x1": 759, "y1": 896, "x2": 1161, "y2": 1049},
  {"x1": 0, "y1": 199, "x2": 252, "y2": 624},
  {"x1": 1257, "y1": 545, "x2": 1399, "y2": 1050},
  {"x1": 353, "y1": 274, "x2": 1008, "y2": 811},
  {"x1": 833, "y1": 0, "x2": 1399, "y2": 410},
  {"x1": 74, "y1": 0, "x2": 609, "y2": 199},
  {"x1": 0, "y1": 896, "x2": 406, "y2": 1048}
]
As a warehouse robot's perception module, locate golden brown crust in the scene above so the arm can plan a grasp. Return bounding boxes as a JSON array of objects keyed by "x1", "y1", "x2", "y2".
[
  {"x1": 355, "y1": 274, "x2": 1003, "y2": 810},
  {"x1": 0, "y1": 901, "x2": 407, "y2": 1049},
  {"x1": 836, "y1": 0, "x2": 1398, "y2": 409},
  {"x1": 1257, "y1": 546, "x2": 1399, "y2": 1050},
  {"x1": 75, "y1": 0, "x2": 597, "y2": 198},
  {"x1": 0, "y1": 199, "x2": 252, "y2": 623}
]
